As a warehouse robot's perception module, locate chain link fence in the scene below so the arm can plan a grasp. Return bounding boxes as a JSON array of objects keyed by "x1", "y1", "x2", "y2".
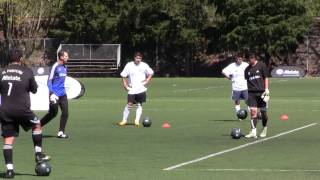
[
  {"x1": 291, "y1": 35, "x2": 320, "y2": 76},
  {"x1": 0, "y1": 38, "x2": 60, "y2": 67}
]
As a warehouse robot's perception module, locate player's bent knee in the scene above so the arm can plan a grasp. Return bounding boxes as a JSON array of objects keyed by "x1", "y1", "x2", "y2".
[
  {"x1": 4, "y1": 137, "x2": 14, "y2": 145},
  {"x1": 250, "y1": 108, "x2": 258, "y2": 118},
  {"x1": 32, "y1": 123, "x2": 42, "y2": 131}
]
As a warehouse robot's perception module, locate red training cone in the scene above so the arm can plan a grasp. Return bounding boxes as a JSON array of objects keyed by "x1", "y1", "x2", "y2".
[
  {"x1": 280, "y1": 114, "x2": 289, "y2": 121},
  {"x1": 162, "y1": 122, "x2": 171, "y2": 128}
]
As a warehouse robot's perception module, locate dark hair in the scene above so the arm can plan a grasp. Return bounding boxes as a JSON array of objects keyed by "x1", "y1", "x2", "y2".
[
  {"x1": 247, "y1": 47, "x2": 259, "y2": 59},
  {"x1": 9, "y1": 48, "x2": 23, "y2": 63},
  {"x1": 236, "y1": 52, "x2": 244, "y2": 57},
  {"x1": 58, "y1": 50, "x2": 68, "y2": 60},
  {"x1": 134, "y1": 52, "x2": 143, "y2": 58},
  {"x1": 249, "y1": 53, "x2": 257, "y2": 59}
]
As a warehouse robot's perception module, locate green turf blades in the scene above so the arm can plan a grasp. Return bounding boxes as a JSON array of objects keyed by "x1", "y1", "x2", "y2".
[{"x1": 5, "y1": 78, "x2": 320, "y2": 180}]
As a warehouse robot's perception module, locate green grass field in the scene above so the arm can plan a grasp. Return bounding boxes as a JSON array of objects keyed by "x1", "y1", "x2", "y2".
[{"x1": 2, "y1": 78, "x2": 320, "y2": 180}]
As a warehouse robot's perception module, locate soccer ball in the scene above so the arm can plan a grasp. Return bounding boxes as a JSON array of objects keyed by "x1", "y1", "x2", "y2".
[
  {"x1": 35, "y1": 162, "x2": 51, "y2": 176},
  {"x1": 231, "y1": 128, "x2": 242, "y2": 139},
  {"x1": 142, "y1": 117, "x2": 152, "y2": 127},
  {"x1": 237, "y1": 109, "x2": 248, "y2": 120}
]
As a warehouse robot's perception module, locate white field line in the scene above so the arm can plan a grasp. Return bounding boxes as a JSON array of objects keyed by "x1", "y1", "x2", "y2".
[
  {"x1": 173, "y1": 85, "x2": 225, "y2": 93},
  {"x1": 178, "y1": 168, "x2": 320, "y2": 172},
  {"x1": 163, "y1": 123, "x2": 318, "y2": 171}
]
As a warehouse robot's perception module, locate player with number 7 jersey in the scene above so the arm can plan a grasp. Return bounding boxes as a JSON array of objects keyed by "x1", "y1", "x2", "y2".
[
  {"x1": 0, "y1": 49, "x2": 50, "y2": 178},
  {"x1": 0, "y1": 62, "x2": 37, "y2": 113}
]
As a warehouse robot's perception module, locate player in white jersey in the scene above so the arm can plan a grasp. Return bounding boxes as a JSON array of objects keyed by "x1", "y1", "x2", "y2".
[
  {"x1": 222, "y1": 53, "x2": 249, "y2": 120},
  {"x1": 118, "y1": 52, "x2": 154, "y2": 126}
]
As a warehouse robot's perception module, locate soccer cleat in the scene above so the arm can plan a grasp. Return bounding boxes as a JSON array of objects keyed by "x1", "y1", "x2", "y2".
[
  {"x1": 118, "y1": 120, "x2": 127, "y2": 126},
  {"x1": 238, "y1": 118, "x2": 243, "y2": 122},
  {"x1": 35, "y1": 152, "x2": 51, "y2": 163},
  {"x1": 245, "y1": 129, "x2": 257, "y2": 138},
  {"x1": 134, "y1": 119, "x2": 140, "y2": 127},
  {"x1": 57, "y1": 131, "x2": 69, "y2": 138},
  {"x1": 260, "y1": 127, "x2": 268, "y2": 138},
  {"x1": 4, "y1": 169, "x2": 14, "y2": 178}
]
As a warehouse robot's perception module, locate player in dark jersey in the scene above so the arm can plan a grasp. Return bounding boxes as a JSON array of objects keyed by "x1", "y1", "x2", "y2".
[
  {"x1": 244, "y1": 53, "x2": 270, "y2": 138},
  {"x1": 0, "y1": 49, "x2": 50, "y2": 178},
  {"x1": 40, "y1": 50, "x2": 69, "y2": 138}
]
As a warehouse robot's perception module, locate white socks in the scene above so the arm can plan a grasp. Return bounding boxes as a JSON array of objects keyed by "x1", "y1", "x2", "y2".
[
  {"x1": 35, "y1": 146, "x2": 42, "y2": 153},
  {"x1": 135, "y1": 104, "x2": 142, "y2": 122},
  {"x1": 252, "y1": 128, "x2": 257, "y2": 135},
  {"x1": 122, "y1": 104, "x2": 143, "y2": 122},
  {"x1": 122, "y1": 104, "x2": 132, "y2": 122},
  {"x1": 235, "y1": 105, "x2": 240, "y2": 112},
  {"x1": 6, "y1": 164, "x2": 13, "y2": 170}
]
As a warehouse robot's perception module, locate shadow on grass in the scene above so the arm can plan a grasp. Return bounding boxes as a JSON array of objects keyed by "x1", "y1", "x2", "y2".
[
  {"x1": 222, "y1": 133, "x2": 246, "y2": 138},
  {"x1": 112, "y1": 122, "x2": 139, "y2": 127},
  {"x1": 0, "y1": 171, "x2": 36, "y2": 178},
  {"x1": 42, "y1": 135, "x2": 58, "y2": 138},
  {"x1": 209, "y1": 119, "x2": 240, "y2": 122}
]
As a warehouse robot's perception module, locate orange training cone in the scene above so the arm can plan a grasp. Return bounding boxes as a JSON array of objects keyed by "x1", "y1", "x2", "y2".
[
  {"x1": 280, "y1": 114, "x2": 289, "y2": 121},
  {"x1": 162, "y1": 122, "x2": 171, "y2": 128}
]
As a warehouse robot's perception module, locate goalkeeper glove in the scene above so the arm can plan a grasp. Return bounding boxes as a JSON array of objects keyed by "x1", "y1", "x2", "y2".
[
  {"x1": 261, "y1": 89, "x2": 270, "y2": 102},
  {"x1": 50, "y1": 93, "x2": 59, "y2": 104}
]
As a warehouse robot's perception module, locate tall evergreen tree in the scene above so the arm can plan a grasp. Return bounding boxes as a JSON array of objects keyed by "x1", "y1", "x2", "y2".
[{"x1": 213, "y1": 0, "x2": 313, "y2": 63}]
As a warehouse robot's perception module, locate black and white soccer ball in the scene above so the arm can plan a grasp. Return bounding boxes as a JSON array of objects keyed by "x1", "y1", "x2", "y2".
[
  {"x1": 142, "y1": 117, "x2": 152, "y2": 127},
  {"x1": 237, "y1": 109, "x2": 248, "y2": 120},
  {"x1": 35, "y1": 162, "x2": 51, "y2": 176},
  {"x1": 231, "y1": 128, "x2": 242, "y2": 139}
]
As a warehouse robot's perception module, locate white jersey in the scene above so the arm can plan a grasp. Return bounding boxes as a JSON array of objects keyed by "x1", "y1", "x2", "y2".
[
  {"x1": 120, "y1": 61, "x2": 154, "y2": 94},
  {"x1": 222, "y1": 62, "x2": 249, "y2": 91}
]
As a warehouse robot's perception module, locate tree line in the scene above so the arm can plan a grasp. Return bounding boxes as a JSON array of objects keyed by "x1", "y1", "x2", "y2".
[{"x1": 0, "y1": 0, "x2": 319, "y2": 76}]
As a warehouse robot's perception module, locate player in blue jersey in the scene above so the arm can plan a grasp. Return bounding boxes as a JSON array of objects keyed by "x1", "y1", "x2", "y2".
[{"x1": 41, "y1": 50, "x2": 69, "y2": 138}]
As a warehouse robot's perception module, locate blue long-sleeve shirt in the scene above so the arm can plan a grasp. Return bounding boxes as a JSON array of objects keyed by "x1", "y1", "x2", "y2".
[{"x1": 48, "y1": 62, "x2": 67, "y2": 97}]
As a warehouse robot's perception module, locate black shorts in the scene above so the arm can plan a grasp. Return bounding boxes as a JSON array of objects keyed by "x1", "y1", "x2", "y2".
[
  {"x1": 247, "y1": 92, "x2": 266, "y2": 108},
  {"x1": 0, "y1": 110, "x2": 39, "y2": 137},
  {"x1": 127, "y1": 92, "x2": 146, "y2": 104}
]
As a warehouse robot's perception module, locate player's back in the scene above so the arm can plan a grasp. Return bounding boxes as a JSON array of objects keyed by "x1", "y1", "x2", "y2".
[{"x1": 0, "y1": 64, "x2": 37, "y2": 113}]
